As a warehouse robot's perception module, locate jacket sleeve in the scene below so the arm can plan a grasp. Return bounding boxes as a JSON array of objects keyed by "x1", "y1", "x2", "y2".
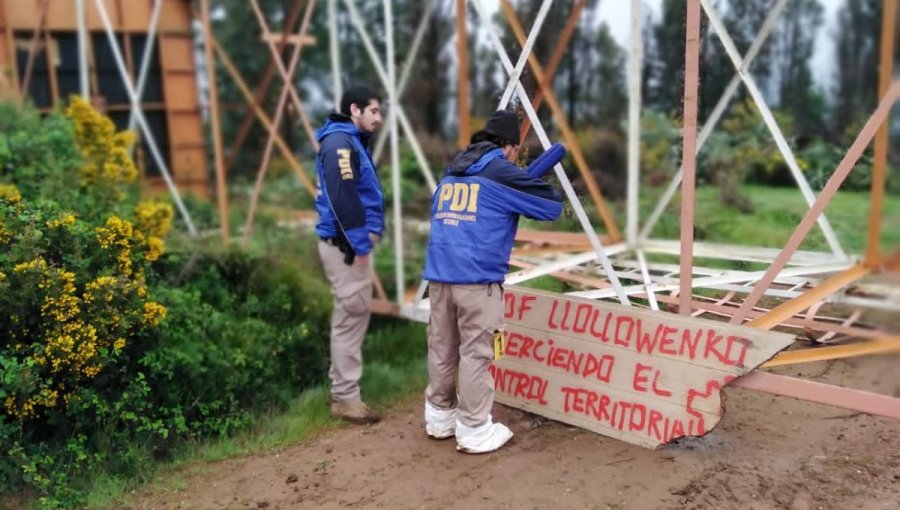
[
  {"x1": 524, "y1": 143, "x2": 566, "y2": 179},
  {"x1": 491, "y1": 163, "x2": 564, "y2": 221},
  {"x1": 319, "y1": 135, "x2": 374, "y2": 255}
]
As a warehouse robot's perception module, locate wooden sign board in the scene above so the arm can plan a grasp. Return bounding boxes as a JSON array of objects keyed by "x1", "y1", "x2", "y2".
[{"x1": 491, "y1": 287, "x2": 795, "y2": 449}]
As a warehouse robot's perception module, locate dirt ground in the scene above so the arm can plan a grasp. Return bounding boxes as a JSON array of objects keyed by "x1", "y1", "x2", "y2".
[{"x1": 128, "y1": 354, "x2": 899, "y2": 510}]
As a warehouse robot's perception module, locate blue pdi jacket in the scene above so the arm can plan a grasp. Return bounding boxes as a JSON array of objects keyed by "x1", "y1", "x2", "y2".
[
  {"x1": 314, "y1": 114, "x2": 384, "y2": 256},
  {"x1": 424, "y1": 142, "x2": 563, "y2": 284}
]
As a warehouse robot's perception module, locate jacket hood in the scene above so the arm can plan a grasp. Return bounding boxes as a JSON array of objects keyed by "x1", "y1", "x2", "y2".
[
  {"x1": 316, "y1": 113, "x2": 373, "y2": 145},
  {"x1": 447, "y1": 141, "x2": 503, "y2": 176}
]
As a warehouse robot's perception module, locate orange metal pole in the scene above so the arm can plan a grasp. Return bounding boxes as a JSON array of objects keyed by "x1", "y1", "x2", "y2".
[
  {"x1": 678, "y1": 0, "x2": 702, "y2": 315},
  {"x1": 762, "y1": 337, "x2": 900, "y2": 368},
  {"x1": 518, "y1": 0, "x2": 586, "y2": 142},
  {"x1": 864, "y1": 0, "x2": 897, "y2": 266},
  {"x1": 456, "y1": 0, "x2": 470, "y2": 148},
  {"x1": 201, "y1": 0, "x2": 230, "y2": 242},
  {"x1": 746, "y1": 263, "x2": 871, "y2": 330},
  {"x1": 221, "y1": 0, "x2": 306, "y2": 177},
  {"x1": 730, "y1": 82, "x2": 900, "y2": 324},
  {"x1": 210, "y1": 35, "x2": 316, "y2": 197}
]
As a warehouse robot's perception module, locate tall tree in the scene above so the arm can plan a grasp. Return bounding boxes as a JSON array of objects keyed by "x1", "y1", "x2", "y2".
[
  {"x1": 773, "y1": 0, "x2": 825, "y2": 140},
  {"x1": 831, "y1": 0, "x2": 882, "y2": 139},
  {"x1": 720, "y1": 0, "x2": 777, "y2": 100},
  {"x1": 574, "y1": 22, "x2": 627, "y2": 129},
  {"x1": 648, "y1": 0, "x2": 689, "y2": 115}
]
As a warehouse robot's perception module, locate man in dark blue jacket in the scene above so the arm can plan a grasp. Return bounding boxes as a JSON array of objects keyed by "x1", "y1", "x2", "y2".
[
  {"x1": 315, "y1": 85, "x2": 383, "y2": 424},
  {"x1": 423, "y1": 110, "x2": 564, "y2": 453}
]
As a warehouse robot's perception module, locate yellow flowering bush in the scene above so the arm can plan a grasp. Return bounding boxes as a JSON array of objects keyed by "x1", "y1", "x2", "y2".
[
  {"x1": 65, "y1": 96, "x2": 137, "y2": 191},
  {"x1": 1, "y1": 99, "x2": 175, "y2": 506},
  {"x1": 1, "y1": 209, "x2": 167, "y2": 422}
]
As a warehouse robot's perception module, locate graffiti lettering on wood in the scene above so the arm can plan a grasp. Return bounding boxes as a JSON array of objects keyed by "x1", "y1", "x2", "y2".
[{"x1": 492, "y1": 287, "x2": 794, "y2": 448}]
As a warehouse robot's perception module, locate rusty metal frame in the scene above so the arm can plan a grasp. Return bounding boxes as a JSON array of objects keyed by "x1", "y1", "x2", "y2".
[{"x1": 7, "y1": 0, "x2": 897, "y2": 425}]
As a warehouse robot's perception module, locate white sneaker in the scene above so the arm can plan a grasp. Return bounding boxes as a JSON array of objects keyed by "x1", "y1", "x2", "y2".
[
  {"x1": 424, "y1": 400, "x2": 457, "y2": 439},
  {"x1": 455, "y1": 419, "x2": 513, "y2": 454}
]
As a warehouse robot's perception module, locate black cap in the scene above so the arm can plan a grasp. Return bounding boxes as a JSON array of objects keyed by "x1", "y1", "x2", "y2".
[{"x1": 483, "y1": 110, "x2": 520, "y2": 145}]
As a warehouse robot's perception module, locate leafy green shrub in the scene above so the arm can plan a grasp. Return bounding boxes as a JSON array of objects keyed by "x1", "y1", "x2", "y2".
[
  {"x1": 143, "y1": 248, "x2": 332, "y2": 438},
  {"x1": 1, "y1": 98, "x2": 173, "y2": 508},
  {"x1": 1, "y1": 99, "x2": 335, "y2": 508}
]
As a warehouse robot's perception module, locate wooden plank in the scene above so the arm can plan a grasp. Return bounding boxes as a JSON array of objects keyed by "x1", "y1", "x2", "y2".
[
  {"x1": 156, "y1": 13, "x2": 208, "y2": 198},
  {"x1": 121, "y1": 0, "x2": 153, "y2": 32},
  {"x1": 515, "y1": 228, "x2": 612, "y2": 246},
  {"x1": 261, "y1": 32, "x2": 315, "y2": 46},
  {"x1": 492, "y1": 287, "x2": 794, "y2": 448},
  {"x1": 158, "y1": 0, "x2": 191, "y2": 31},
  {"x1": 158, "y1": 34, "x2": 194, "y2": 72}
]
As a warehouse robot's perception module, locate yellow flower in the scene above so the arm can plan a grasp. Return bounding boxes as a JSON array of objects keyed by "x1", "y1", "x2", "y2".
[
  {"x1": 95, "y1": 216, "x2": 136, "y2": 275},
  {"x1": 13, "y1": 257, "x2": 48, "y2": 273},
  {"x1": 47, "y1": 213, "x2": 76, "y2": 229},
  {"x1": 65, "y1": 96, "x2": 138, "y2": 188},
  {"x1": 0, "y1": 220, "x2": 10, "y2": 244},
  {"x1": 142, "y1": 301, "x2": 167, "y2": 326},
  {"x1": 133, "y1": 201, "x2": 174, "y2": 238},
  {"x1": 113, "y1": 338, "x2": 126, "y2": 350},
  {"x1": 0, "y1": 183, "x2": 21, "y2": 204},
  {"x1": 145, "y1": 236, "x2": 164, "y2": 262}
]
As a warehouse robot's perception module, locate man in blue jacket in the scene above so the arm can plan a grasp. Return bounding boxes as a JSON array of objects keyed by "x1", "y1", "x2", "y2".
[
  {"x1": 315, "y1": 85, "x2": 384, "y2": 424},
  {"x1": 423, "y1": 110, "x2": 564, "y2": 453}
]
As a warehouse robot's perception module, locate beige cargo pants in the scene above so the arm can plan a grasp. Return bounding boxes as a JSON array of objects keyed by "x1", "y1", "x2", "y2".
[
  {"x1": 318, "y1": 240, "x2": 373, "y2": 403},
  {"x1": 425, "y1": 282, "x2": 504, "y2": 428}
]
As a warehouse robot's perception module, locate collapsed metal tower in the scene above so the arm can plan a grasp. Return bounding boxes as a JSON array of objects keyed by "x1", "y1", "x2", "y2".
[{"x1": 0, "y1": 0, "x2": 897, "y2": 420}]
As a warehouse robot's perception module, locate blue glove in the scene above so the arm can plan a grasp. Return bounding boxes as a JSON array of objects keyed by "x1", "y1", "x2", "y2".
[{"x1": 524, "y1": 143, "x2": 566, "y2": 179}]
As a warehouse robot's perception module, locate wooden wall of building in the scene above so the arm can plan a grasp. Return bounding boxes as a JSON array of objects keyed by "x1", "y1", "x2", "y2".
[{"x1": 0, "y1": 0, "x2": 208, "y2": 197}]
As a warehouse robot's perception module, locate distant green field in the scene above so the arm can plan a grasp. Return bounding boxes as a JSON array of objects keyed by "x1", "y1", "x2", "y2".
[
  {"x1": 538, "y1": 185, "x2": 900, "y2": 255},
  {"x1": 639, "y1": 185, "x2": 900, "y2": 254}
]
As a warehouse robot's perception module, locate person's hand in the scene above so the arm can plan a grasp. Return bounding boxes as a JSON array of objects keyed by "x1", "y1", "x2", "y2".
[{"x1": 369, "y1": 233, "x2": 381, "y2": 245}]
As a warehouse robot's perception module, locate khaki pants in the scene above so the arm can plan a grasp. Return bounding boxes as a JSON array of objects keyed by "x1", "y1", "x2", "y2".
[
  {"x1": 425, "y1": 282, "x2": 504, "y2": 428},
  {"x1": 318, "y1": 240, "x2": 373, "y2": 402}
]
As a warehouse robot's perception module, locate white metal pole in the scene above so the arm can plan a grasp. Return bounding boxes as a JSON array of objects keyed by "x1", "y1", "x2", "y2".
[
  {"x1": 636, "y1": 250, "x2": 659, "y2": 310},
  {"x1": 75, "y1": 0, "x2": 89, "y2": 98},
  {"x1": 384, "y1": 0, "x2": 404, "y2": 304},
  {"x1": 342, "y1": 0, "x2": 436, "y2": 191},
  {"x1": 373, "y1": 0, "x2": 438, "y2": 161},
  {"x1": 93, "y1": 0, "x2": 197, "y2": 236},
  {"x1": 497, "y1": 0, "x2": 553, "y2": 109},
  {"x1": 472, "y1": 0, "x2": 631, "y2": 305},
  {"x1": 128, "y1": 0, "x2": 163, "y2": 133},
  {"x1": 328, "y1": 0, "x2": 341, "y2": 111},
  {"x1": 626, "y1": 0, "x2": 642, "y2": 247}
]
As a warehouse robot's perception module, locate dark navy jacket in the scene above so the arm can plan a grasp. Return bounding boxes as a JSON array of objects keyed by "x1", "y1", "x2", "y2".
[
  {"x1": 314, "y1": 114, "x2": 384, "y2": 256},
  {"x1": 424, "y1": 142, "x2": 563, "y2": 284}
]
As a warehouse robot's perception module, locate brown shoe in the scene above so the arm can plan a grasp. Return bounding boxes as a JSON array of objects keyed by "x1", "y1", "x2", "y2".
[{"x1": 330, "y1": 400, "x2": 381, "y2": 424}]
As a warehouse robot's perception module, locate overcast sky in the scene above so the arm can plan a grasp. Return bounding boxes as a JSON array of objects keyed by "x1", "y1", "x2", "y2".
[
  {"x1": 482, "y1": 0, "x2": 844, "y2": 92},
  {"x1": 598, "y1": 0, "x2": 842, "y2": 90}
]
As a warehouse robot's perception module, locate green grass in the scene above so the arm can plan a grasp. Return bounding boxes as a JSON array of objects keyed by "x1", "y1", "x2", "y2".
[
  {"x1": 529, "y1": 184, "x2": 900, "y2": 255},
  {"x1": 646, "y1": 185, "x2": 900, "y2": 253}
]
